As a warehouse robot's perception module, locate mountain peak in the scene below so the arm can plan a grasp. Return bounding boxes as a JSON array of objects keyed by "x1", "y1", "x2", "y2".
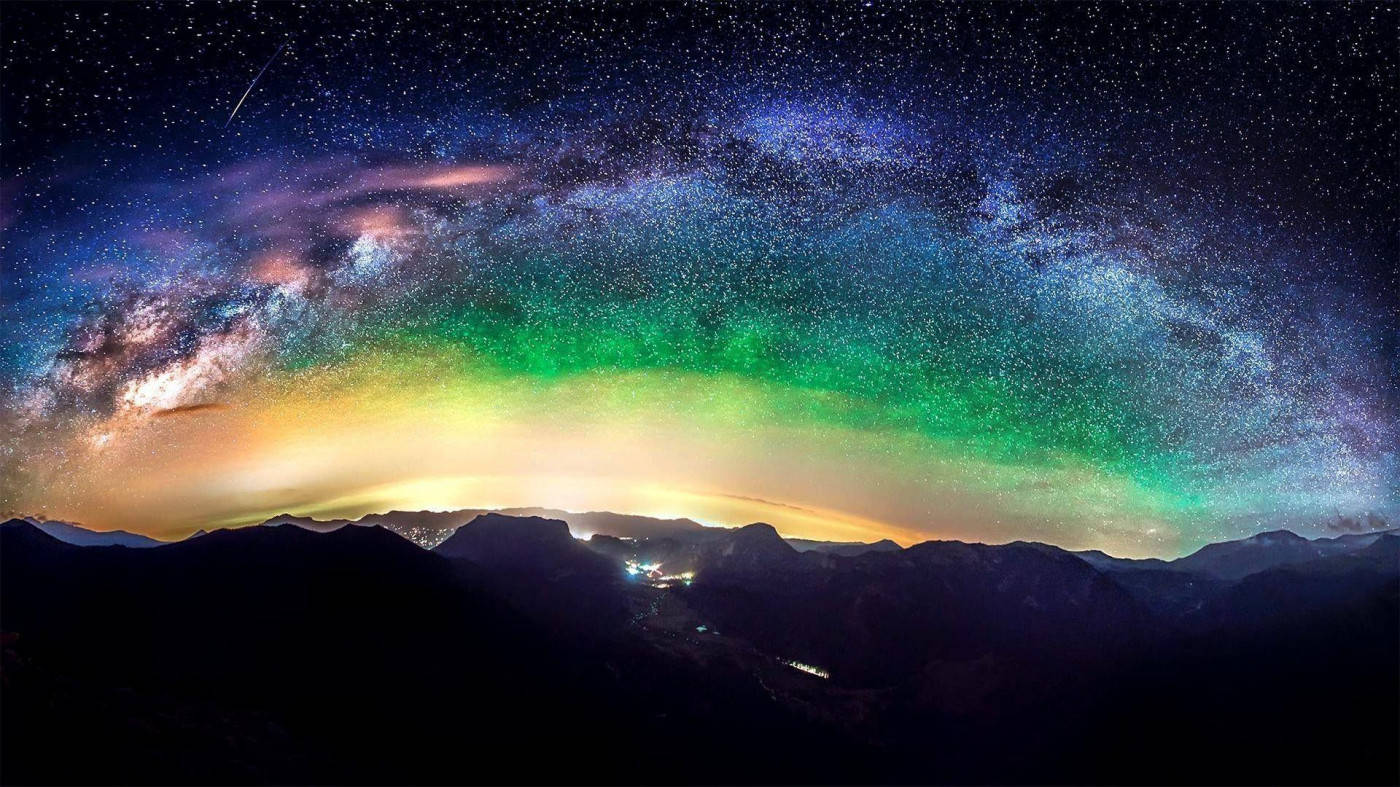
[
  {"x1": 1, "y1": 519, "x2": 86, "y2": 553},
  {"x1": 734, "y1": 521, "x2": 782, "y2": 539},
  {"x1": 431, "y1": 513, "x2": 617, "y2": 581},
  {"x1": 690, "y1": 521, "x2": 802, "y2": 578},
  {"x1": 434, "y1": 513, "x2": 575, "y2": 560},
  {"x1": 1246, "y1": 529, "x2": 1305, "y2": 543},
  {"x1": 462, "y1": 512, "x2": 573, "y2": 539},
  {"x1": 728, "y1": 523, "x2": 796, "y2": 555},
  {"x1": 1174, "y1": 528, "x2": 1331, "y2": 579},
  {"x1": 9, "y1": 517, "x2": 166, "y2": 548}
]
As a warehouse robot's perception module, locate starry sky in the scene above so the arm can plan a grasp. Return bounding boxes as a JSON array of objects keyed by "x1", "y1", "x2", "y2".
[{"x1": 2, "y1": 2, "x2": 1396, "y2": 556}]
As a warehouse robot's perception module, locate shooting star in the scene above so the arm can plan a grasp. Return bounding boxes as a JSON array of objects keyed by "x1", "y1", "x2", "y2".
[{"x1": 224, "y1": 43, "x2": 286, "y2": 128}]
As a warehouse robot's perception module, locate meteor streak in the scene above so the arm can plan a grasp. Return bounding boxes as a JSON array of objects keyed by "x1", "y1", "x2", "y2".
[{"x1": 224, "y1": 43, "x2": 286, "y2": 128}]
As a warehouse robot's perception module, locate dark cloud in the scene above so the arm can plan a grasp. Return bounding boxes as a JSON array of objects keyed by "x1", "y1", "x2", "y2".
[
  {"x1": 152, "y1": 402, "x2": 229, "y2": 418},
  {"x1": 1325, "y1": 513, "x2": 1391, "y2": 534}
]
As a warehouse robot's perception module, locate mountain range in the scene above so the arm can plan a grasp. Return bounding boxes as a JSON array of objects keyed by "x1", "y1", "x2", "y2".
[
  {"x1": 253, "y1": 508, "x2": 1400, "y2": 581},
  {"x1": 2, "y1": 512, "x2": 1395, "y2": 784},
  {"x1": 28, "y1": 506, "x2": 1396, "y2": 581},
  {"x1": 15, "y1": 516, "x2": 168, "y2": 548},
  {"x1": 255, "y1": 506, "x2": 708, "y2": 547}
]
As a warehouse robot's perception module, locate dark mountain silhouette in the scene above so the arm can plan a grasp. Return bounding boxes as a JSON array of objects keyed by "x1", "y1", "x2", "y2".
[
  {"x1": 1089, "y1": 537, "x2": 1399, "y2": 784},
  {"x1": 434, "y1": 512, "x2": 601, "y2": 568},
  {"x1": 1075, "y1": 527, "x2": 1397, "y2": 580},
  {"x1": 695, "y1": 522, "x2": 804, "y2": 574},
  {"x1": 581, "y1": 521, "x2": 810, "y2": 577},
  {"x1": 2, "y1": 518, "x2": 559, "y2": 783},
  {"x1": 683, "y1": 535, "x2": 1148, "y2": 685},
  {"x1": 583, "y1": 532, "x2": 634, "y2": 560},
  {"x1": 3, "y1": 515, "x2": 1396, "y2": 785},
  {"x1": 1313, "y1": 527, "x2": 1399, "y2": 555},
  {"x1": 1173, "y1": 528, "x2": 1331, "y2": 579},
  {"x1": 786, "y1": 537, "x2": 902, "y2": 556},
  {"x1": 1073, "y1": 548, "x2": 1170, "y2": 572},
  {"x1": 257, "y1": 510, "x2": 482, "y2": 547},
  {"x1": 433, "y1": 513, "x2": 630, "y2": 638},
  {"x1": 500, "y1": 507, "x2": 708, "y2": 539},
  {"x1": 1092, "y1": 564, "x2": 1228, "y2": 618},
  {"x1": 1068, "y1": 529, "x2": 1400, "y2": 620},
  {"x1": 1351, "y1": 531, "x2": 1400, "y2": 565},
  {"x1": 1192, "y1": 534, "x2": 1399, "y2": 630},
  {"x1": 1164, "y1": 527, "x2": 1398, "y2": 579},
  {"x1": 356, "y1": 508, "x2": 484, "y2": 530},
  {"x1": 255, "y1": 507, "x2": 908, "y2": 557},
  {"x1": 257, "y1": 512, "x2": 357, "y2": 532},
  {"x1": 18, "y1": 517, "x2": 166, "y2": 548},
  {"x1": 255, "y1": 507, "x2": 707, "y2": 542},
  {"x1": 0, "y1": 518, "x2": 858, "y2": 785}
]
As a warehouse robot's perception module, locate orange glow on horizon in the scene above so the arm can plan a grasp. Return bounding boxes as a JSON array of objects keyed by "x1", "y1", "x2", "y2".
[{"x1": 4, "y1": 346, "x2": 1182, "y2": 558}]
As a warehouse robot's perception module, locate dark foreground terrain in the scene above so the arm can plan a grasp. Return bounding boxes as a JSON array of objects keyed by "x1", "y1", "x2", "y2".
[{"x1": 2, "y1": 515, "x2": 1396, "y2": 785}]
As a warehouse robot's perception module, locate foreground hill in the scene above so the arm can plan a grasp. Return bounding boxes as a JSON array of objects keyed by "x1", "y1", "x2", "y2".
[
  {"x1": 2, "y1": 516, "x2": 1395, "y2": 785},
  {"x1": 0, "y1": 519, "x2": 859, "y2": 785},
  {"x1": 2, "y1": 521, "x2": 581, "y2": 783}
]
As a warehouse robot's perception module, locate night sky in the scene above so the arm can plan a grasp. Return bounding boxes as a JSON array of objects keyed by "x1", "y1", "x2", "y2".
[{"x1": 2, "y1": 2, "x2": 1396, "y2": 555}]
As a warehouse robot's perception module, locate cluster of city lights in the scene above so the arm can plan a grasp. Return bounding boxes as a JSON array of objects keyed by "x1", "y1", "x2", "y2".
[
  {"x1": 785, "y1": 660, "x2": 830, "y2": 679},
  {"x1": 624, "y1": 560, "x2": 695, "y2": 588}
]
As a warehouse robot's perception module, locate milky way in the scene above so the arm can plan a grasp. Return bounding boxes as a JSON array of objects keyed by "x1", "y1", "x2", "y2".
[{"x1": 2, "y1": 3, "x2": 1396, "y2": 555}]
